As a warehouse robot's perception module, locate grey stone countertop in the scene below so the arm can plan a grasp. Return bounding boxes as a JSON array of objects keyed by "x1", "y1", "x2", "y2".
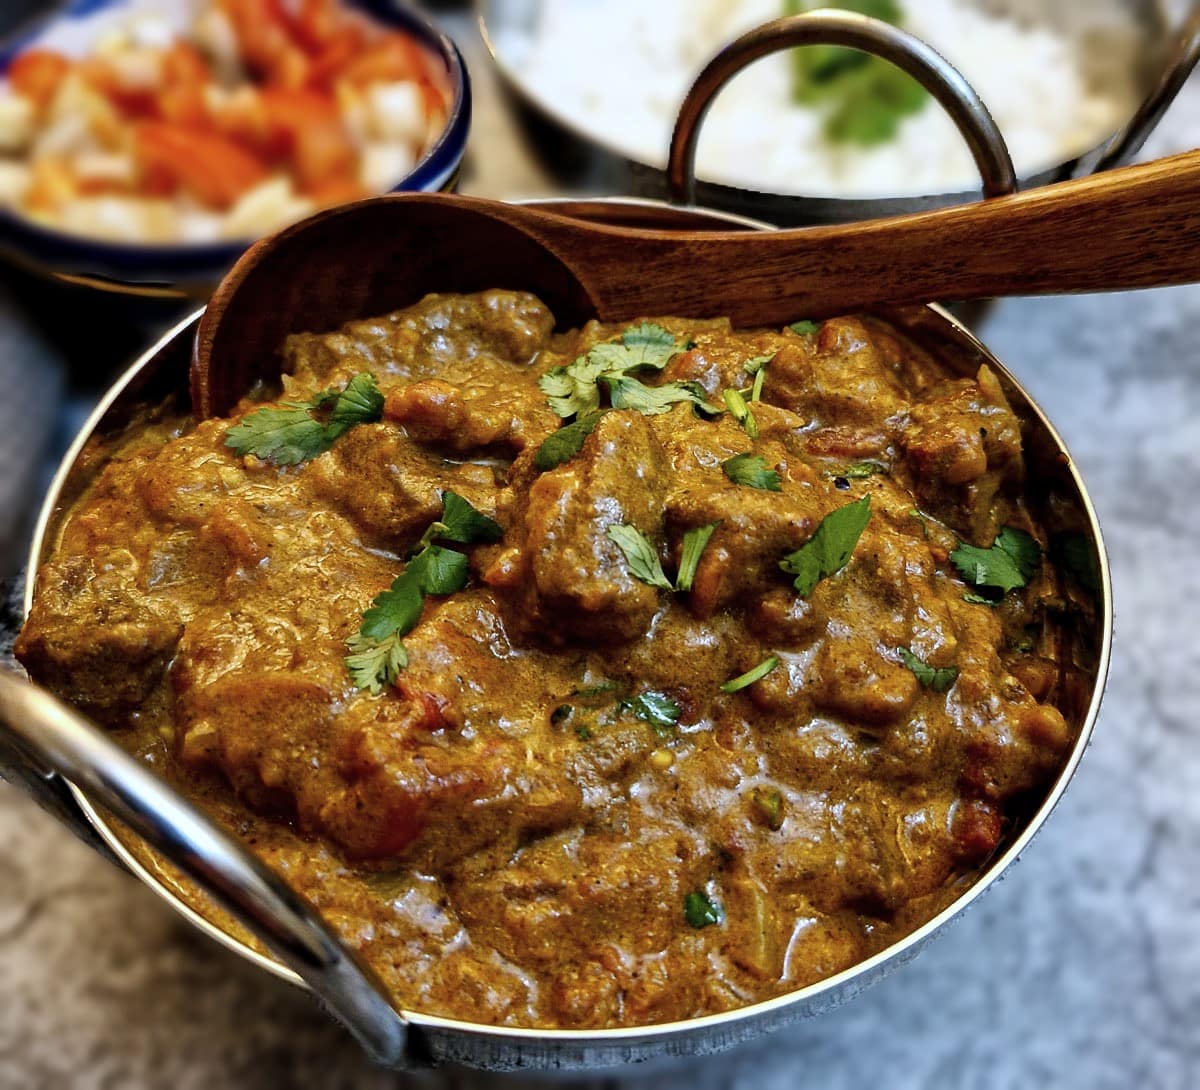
[{"x1": 2, "y1": 17, "x2": 1200, "y2": 1090}]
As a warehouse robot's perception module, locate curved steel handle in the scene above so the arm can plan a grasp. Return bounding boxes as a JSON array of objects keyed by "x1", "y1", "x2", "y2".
[
  {"x1": 1090, "y1": 4, "x2": 1200, "y2": 174},
  {"x1": 667, "y1": 10, "x2": 1017, "y2": 207},
  {"x1": 0, "y1": 669, "x2": 413, "y2": 1069}
]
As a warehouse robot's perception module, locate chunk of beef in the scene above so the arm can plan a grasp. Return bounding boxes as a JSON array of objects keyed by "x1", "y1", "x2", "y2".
[
  {"x1": 383, "y1": 377, "x2": 558, "y2": 455},
  {"x1": 304, "y1": 424, "x2": 497, "y2": 551},
  {"x1": 762, "y1": 318, "x2": 909, "y2": 427},
  {"x1": 505, "y1": 411, "x2": 667, "y2": 645},
  {"x1": 899, "y1": 364, "x2": 1024, "y2": 542},
  {"x1": 281, "y1": 290, "x2": 556, "y2": 385},
  {"x1": 16, "y1": 553, "x2": 182, "y2": 726}
]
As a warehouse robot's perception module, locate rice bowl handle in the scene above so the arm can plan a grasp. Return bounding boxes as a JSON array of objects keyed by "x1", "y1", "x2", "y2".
[{"x1": 666, "y1": 10, "x2": 1018, "y2": 208}]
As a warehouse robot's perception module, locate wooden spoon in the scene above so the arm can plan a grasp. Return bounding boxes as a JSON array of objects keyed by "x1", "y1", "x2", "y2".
[{"x1": 194, "y1": 149, "x2": 1200, "y2": 418}]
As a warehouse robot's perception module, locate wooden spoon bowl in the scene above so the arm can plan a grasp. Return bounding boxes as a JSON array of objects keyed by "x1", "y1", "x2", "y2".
[{"x1": 194, "y1": 150, "x2": 1200, "y2": 418}]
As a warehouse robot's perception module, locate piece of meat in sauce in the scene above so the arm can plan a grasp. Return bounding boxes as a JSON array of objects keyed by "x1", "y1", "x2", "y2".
[{"x1": 495, "y1": 410, "x2": 668, "y2": 645}]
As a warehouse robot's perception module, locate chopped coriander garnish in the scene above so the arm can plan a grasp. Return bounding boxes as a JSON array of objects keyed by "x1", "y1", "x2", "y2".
[
  {"x1": 721, "y1": 655, "x2": 780, "y2": 694},
  {"x1": 722, "y1": 453, "x2": 782, "y2": 492},
  {"x1": 345, "y1": 492, "x2": 498, "y2": 693},
  {"x1": 780, "y1": 495, "x2": 871, "y2": 596},
  {"x1": 604, "y1": 375, "x2": 721, "y2": 416},
  {"x1": 534, "y1": 410, "x2": 604, "y2": 471},
  {"x1": 951, "y1": 526, "x2": 1040, "y2": 596},
  {"x1": 621, "y1": 691, "x2": 682, "y2": 737},
  {"x1": 899, "y1": 648, "x2": 959, "y2": 693},
  {"x1": 675, "y1": 522, "x2": 720, "y2": 593},
  {"x1": 788, "y1": 319, "x2": 820, "y2": 336},
  {"x1": 573, "y1": 681, "x2": 619, "y2": 700},
  {"x1": 743, "y1": 354, "x2": 773, "y2": 376},
  {"x1": 225, "y1": 372, "x2": 383, "y2": 466},
  {"x1": 606, "y1": 525, "x2": 673, "y2": 591},
  {"x1": 684, "y1": 890, "x2": 723, "y2": 929},
  {"x1": 963, "y1": 593, "x2": 998, "y2": 607},
  {"x1": 749, "y1": 786, "x2": 785, "y2": 831},
  {"x1": 841, "y1": 461, "x2": 888, "y2": 479},
  {"x1": 723, "y1": 387, "x2": 758, "y2": 439},
  {"x1": 345, "y1": 631, "x2": 408, "y2": 696},
  {"x1": 425, "y1": 490, "x2": 504, "y2": 546},
  {"x1": 608, "y1": 522, "x2": 720, "y2": 594},
  {"x1": 538, "y1": 321, "x2": 685, "y2": 420},
  {"x1": 750, "y1": 368, "x2": 766, "y2": 403},
  {"x1": 325, "y1": 373, "x2": 386, "y2": 440}
]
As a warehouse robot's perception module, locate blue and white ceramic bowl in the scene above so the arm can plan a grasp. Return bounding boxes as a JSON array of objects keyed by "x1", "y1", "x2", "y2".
[{"x1": 0, "y1": 0, "x2": 471, "y2": 297}]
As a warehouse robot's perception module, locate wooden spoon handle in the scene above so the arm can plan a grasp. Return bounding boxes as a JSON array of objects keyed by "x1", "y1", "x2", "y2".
[{"x1": 551, "y1": 149, "x2": 1200, "y2": 325}]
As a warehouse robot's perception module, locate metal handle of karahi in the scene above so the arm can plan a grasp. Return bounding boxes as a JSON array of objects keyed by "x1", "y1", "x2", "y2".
[
  {"x1": 0, "y1": 669, "x2": 413, "y2": 1068},
  {"x1": 1088, "y1": 4, "x2": 1200, "y2": 174},
  {"x1": 667, "y1": 10, "x2": 1017, "y2": 207}
]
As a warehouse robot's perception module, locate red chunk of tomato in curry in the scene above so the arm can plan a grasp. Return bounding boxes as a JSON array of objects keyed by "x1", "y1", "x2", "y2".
[{"x1": 17, "y1": 290, "x2": 1083, "y2": 1029}]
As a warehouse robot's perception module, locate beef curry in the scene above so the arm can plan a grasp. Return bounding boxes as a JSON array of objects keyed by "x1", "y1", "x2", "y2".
[{"x1": 17, "y1": 291, "x2": 1095, "y2": 1028}]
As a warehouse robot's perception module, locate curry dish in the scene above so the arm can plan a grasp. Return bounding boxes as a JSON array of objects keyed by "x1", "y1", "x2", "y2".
[{"x1": 17, "y1": 290, "x2": 1096, "y2": 1029}]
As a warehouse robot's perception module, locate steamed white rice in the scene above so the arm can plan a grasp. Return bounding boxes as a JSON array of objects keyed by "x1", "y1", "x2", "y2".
[{"x1": 495, "y1": 0, "x2": 1142, "y2": 197}]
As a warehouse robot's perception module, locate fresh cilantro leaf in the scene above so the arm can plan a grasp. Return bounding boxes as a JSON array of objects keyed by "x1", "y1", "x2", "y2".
[
  {"x1": 539, "y1": 323, "x2": 683, "y2": 419},
  {"x1": 951, "y1": 526, "x2": 1041, "y2": 595},
  {"x1": 225, "y1": 402, "x2": 330, "y2": 466},
  {"x1": 605, "y1": 376, "x2": 721, "y2": 416},
  {"x1": 723, "y1": 388, "x2": 759, "y2": 439},
  {"x1": 780, "y1": 495, "x2": 872, "y2": 596},
  {"x1": 226, "y1": 373, "x2": 383, "y2": 465},
  {"x1": 722, "y1": 453, "x2": 782, "y2": 492},
  {"x1": 326, "y1": 373, "x2": 384, "y2": 440},
  {"x1": 438, "y1": 491, "x2": 503, "y2": 545},
  {"x1": 963, "y1": 593, "x2": 999, "y2": 606},
  {"x1": 622, "y1": 691, "x2": 682, "y2": 737},
  {"x1": 899, "y1": 648, "x2": 959, "y2": 693},
  {"x1": 619, "y1": 322, "x2": 680, "y2": 369},
  {"x1": 743, "y1": 354, "x2": 774, "y2": 376},
  {"x1": 346, "y1": 493, "x2": 498, "y2": 692},
  {"x1": 535, "y1": 410, "x2": 604, "y2": 471},
  {"x1": 358, "y1": 573, "x2": 425, "y2": 642},
  {"x1": 720, "y1": 655, "x2": 780, "y2": 694},
  {"x1": 788, "y1": 319, "x2": 821, "y2": 336},
  {"x1": 842, "y1": 461, "x2": 888, "y2": 479},
  {"x1": 539, "y1": 364, "x2": 603, "y2": 419},
  {"x1": 676, "y1": 522, "x2": 719, "y2": 593},
  {"x1": 684, "y1": 891, "x2": 723, "y2": 929},
  {"x1": 749, "y1": 785, "x2": 785, "y2": 830},
  {"x1": 1052, "y1": 532, "x2": 1102, "y2": 597},
  {"x1": 345, "y1": 631, "x2": 408, "y2": 696},
  {"x1": 606, "y1": 524, "x2": 672, "y2": 591},
  {"x1": 406, "y1": 545, "x2": 470, "y2": 597}
]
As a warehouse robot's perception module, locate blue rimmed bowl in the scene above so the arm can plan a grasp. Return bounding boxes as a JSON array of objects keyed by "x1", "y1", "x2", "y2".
[{"x1": 0, "y1": 0, "x2": 471, "y2": 299}]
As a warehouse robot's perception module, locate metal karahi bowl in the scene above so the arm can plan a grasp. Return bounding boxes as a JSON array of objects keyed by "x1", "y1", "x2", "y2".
[
  {"x1": 0, "y1": 18, "x2": 1113, "y2": 1074},
  {"x1": 0, "y1": 191, "x2": 1112, "y2": 1071},
  {"x1": 0, "y1": 0, "x2": 472, "y2": 299},
  {"x1": 479, "y1": 0, "x2": 1196, "y2": 226}
]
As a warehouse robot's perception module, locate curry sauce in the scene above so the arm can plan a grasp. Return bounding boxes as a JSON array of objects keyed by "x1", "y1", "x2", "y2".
[{"x1": 18, "y1": 290, "x2": 1092, "y2": 1028}]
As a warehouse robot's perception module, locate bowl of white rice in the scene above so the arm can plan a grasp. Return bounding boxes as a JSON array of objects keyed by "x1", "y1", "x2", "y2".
[{"x1": 481, "y1": 0, "x2": 1171, "y2": 224}]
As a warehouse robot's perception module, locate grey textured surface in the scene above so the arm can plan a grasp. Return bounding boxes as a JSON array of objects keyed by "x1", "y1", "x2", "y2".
[{"x1": 2, "y1": 16, "x2": 1200, "y2": 1090}]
